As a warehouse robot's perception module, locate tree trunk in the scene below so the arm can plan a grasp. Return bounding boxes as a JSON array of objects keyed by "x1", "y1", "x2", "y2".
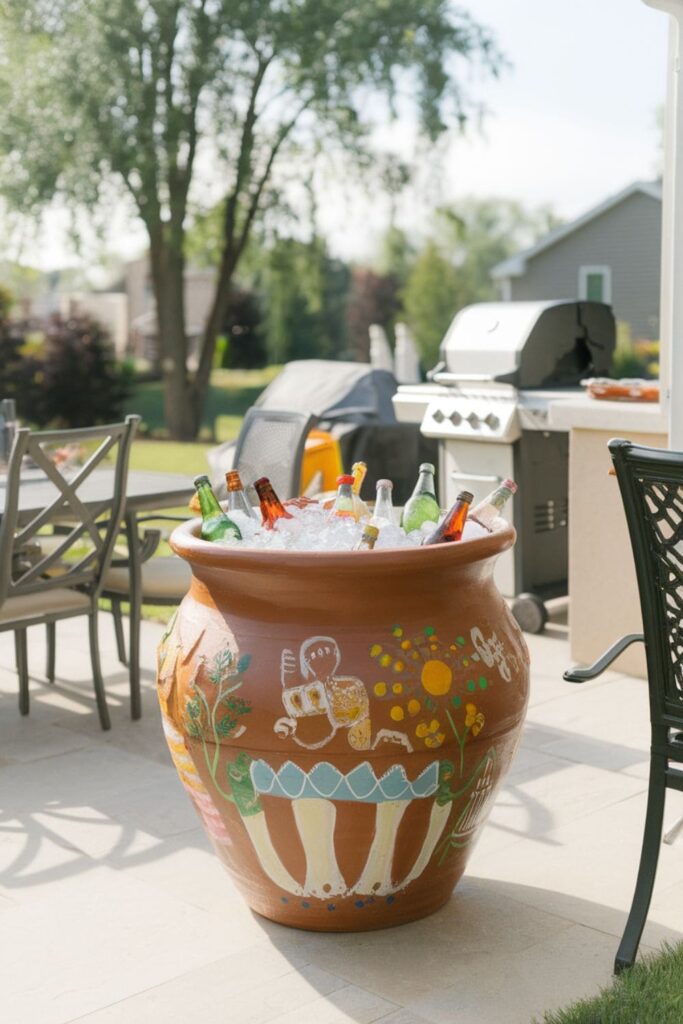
[{"x1": 149, "y1": 234, "x2": 200, "y2": 440}]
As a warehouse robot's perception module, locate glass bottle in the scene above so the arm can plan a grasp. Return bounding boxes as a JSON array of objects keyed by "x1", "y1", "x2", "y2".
[
  {"x1": 468, "y1": 478, "x2": 518, "y2": 531},
  {"x1": 225, "y1": 470, "x2": 258, "y2": 520},
  {"x1": 354, "y1": 523, "x2": 380, "y2": 551},
  {"x1": 194, "y1": 474, "x2": 242, "y2": 542},
  {"x1": 424, "y1": 490, "x2": 473, "y2": 545},
  {"x1": 401, "y1": 463, "x2": 441, "y2": 532},
  {"x1": 351, "y1": 461, "x2": 370, "y2": 520},
  {"x1": 331, "y1": 474, "x2": 356, "y2": 518},
  {"x1": 372, "y1": 479, "x2": 395, "y2": 527},
  {"x1": 254, "y1": 477, "x2": 293, "y2": 529}
]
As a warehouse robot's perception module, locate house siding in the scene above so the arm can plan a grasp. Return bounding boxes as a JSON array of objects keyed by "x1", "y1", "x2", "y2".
[{"x1": 509, "y1": 191, "x2": 661, "y2": 339}]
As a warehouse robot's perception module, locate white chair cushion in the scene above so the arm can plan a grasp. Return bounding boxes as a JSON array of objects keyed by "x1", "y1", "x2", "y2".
[
  {"x1": 0, "y1": 588, "x2": 91, "y2": 624},
  {"x1": 104, "y1": 556, "x2": 192, "y2": 601}
]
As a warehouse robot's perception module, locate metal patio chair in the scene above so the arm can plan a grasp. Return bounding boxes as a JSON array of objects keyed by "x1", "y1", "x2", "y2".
[
  {"x1": 564, "y1": 438, "x2": 683, "y2": 972},
  {"x1": 209, "y1": 407, "x2": 317, "y2": 501},
  {"x1": 0, "y1": 416, "x2": 139, "y2": 730}
]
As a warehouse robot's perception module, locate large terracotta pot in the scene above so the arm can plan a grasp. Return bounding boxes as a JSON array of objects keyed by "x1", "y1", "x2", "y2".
[{"x1": 158, "y1": 521, "x2": 529, "y2": 932}]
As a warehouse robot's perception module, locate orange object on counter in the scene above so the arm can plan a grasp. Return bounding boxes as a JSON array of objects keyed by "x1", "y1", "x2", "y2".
[{"x1": 583, "y1": 378, "x2": 660, "y2": 403}]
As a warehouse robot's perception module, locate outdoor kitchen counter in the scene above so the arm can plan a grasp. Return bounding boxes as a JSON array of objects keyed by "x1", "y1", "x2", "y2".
[{"x1": 548, "y1": 396, "x2": 668, "y2": 678}]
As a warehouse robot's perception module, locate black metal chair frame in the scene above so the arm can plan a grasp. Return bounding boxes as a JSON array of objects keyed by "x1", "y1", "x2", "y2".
[
  {"x1": 0, "y1": 416, "x2": 139, "y2": 730},
  {"x1": 565, "y1": 437, "x2": 683, "y2": 973}
]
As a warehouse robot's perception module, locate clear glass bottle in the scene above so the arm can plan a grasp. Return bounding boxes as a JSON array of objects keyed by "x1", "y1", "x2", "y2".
[
  {"x1": 225, "y1": 470, "x2": 258, "y2": 520},
  {"x1": 194, "y1": 474, "x2": 242, "y2": 542},
  {"x1": 331, "y1": 474, "x2": 356, "y2": 518},
  {"x1": 424, "y1": 490, "x2": 473, "y2": 545},
  {"x1": 401, "y1": 463, "x2": 441, "y2": 532},
  {"x1": 372, "y1": 479, "x2": 395, "y2": 527},
  {"x1": 468, "y1": 478, "x2": 517, "y2": 531},
  {"x1": 254, "y1": 477, "x2": 293, "y2": 529},
  {"x1": 354, "y1": 523, "x2": 380, "y2": 551}
]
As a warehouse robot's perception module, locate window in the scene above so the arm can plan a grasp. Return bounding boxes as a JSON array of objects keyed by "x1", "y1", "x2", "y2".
[{"x1": 578, "y1": 265, "x2": 612, "y2": 304}]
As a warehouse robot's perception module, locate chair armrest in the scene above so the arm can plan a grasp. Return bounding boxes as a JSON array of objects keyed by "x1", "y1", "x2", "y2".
[
  {"x1": 110, "y1": 528, "x2": 162, "y2": 567},
  {"x1": 563, "y1": 633, "x2": 645, "y2": 683}
]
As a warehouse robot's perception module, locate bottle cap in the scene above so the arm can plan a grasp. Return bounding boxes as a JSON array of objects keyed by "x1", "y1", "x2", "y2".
[
  {"x1": 193, "y1": 474, "x2": 210, "y2": 488},
  {"x1": 253, "y1": 477, "x2": 270, "y2": 491},
  {"x1": 337, "y1": 475, "x2": 355, "y2": 486},
  {"x1": 225, "y1": 470, "x2": 244, "y2": 492},
  {"x1": 376, "y1": 479, "x2": 393, "y2": 489},
  {"x1": 502, "y1": 478, "x2": 518, "y2": 493},
  {"x1": 457, "y1": 490, "x2": 474, "y2": 503},
  {"x1": 363, "y1": 524, "x2": 380, "y2": 539},
  {"x1": 419, "y1": 463, "x2": 435, "y2": 474}
]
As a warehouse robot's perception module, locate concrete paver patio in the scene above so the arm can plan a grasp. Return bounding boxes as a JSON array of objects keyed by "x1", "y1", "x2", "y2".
[{"x1": 2, "y1": 612, "x2": 683, "y2": 1024}]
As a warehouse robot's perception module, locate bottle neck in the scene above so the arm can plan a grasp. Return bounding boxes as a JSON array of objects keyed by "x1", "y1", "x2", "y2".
[
  {"x1": 414, "y1": 469, "x2": 436, "y2": 497},
  {"x1": 352, "y1": 463, "x2": 367, "y2": 495},
  {"x1": 255, "y1": 482, "x2": 290, "y2": 524},
  {"x1": 197, "y1": 482, "x2": 223, "y2": 520},
  {"x1": 374, "y1": 486, "x2": 394, "y2": 518}
]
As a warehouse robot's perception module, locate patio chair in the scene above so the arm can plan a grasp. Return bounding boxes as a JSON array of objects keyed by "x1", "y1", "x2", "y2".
[
  {"x1": 209, "y1": 407, "x2": 317, "y2": 501},
  {"x1": 564, "y1": 438, "x2": 683, "y2": 973},
  {"x1": 101, "y1": 409, "x2": 316, "y2": 708},
  {"x1": 0, "y1": 416, "x2": 139, "y2": 730}
]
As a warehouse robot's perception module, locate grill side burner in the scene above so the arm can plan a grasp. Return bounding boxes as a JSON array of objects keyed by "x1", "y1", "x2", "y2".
[{"x1": 393, "y1": 300, "x2": 616, "y2": 632}]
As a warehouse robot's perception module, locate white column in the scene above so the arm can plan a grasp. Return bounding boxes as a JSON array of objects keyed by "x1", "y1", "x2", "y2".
[{"x1": 644, "y1": 1, "x2": 683, "y2": 447}]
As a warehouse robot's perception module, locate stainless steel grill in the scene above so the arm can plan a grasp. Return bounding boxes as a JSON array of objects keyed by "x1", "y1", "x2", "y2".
[{"x1": 393, "y1": 300, "x2": 616, "y2": 630}]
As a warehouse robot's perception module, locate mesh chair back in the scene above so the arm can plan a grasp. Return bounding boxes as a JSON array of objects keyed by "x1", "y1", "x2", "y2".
[
  {"x1": 232, "y1": 408, "x2": 316, "y2": 501},
  {"x1": 0, "y1": 416, "x2": 139, "y2": 605},
  {"x1": 609, "y1": 439, "x2": 683, "y2": 746}
]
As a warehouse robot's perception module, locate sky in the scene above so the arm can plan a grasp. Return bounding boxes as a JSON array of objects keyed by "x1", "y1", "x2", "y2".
[{"x1": 6, "y1": 0, "x2": 670, "y2": 272}]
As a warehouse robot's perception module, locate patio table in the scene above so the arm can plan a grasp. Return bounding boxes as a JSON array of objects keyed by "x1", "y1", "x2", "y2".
[{"x1": 0, "y1": 469, "x2": 195, "y2": 718}]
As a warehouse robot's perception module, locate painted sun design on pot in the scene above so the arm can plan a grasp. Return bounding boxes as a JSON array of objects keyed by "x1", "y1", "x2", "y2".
[{"x1": 369, "y1": 626, "x2": 490, "y2": 751}]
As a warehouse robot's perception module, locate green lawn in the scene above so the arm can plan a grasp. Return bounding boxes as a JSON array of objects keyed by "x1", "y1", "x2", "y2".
[
  {"x1": 123, "y1": 366, "x2": 280, "y2": 442},
  {"x1": 538, "y1": 942, "x2": 683, "y2": 1024}
]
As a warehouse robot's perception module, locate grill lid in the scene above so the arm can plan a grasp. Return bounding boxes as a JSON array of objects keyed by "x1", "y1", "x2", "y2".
[{"x1": 439, "y1": 300, "x2": 615, "y2": 389}]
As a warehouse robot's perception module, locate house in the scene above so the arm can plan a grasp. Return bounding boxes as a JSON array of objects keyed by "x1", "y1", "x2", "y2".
[
  {"x1": 125, "y1": 254, "x2": 216, "y2": 365},
  {"x1": 491, "y1": 181, "x2": 662, "y2": 340}
]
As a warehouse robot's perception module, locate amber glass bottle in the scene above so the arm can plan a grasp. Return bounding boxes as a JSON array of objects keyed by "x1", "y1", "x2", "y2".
[
  {"x1": 424, "y1": 490, "x2": 473, "y2": 545},
  {"x1": 254, "y1": 477, "x2": 293, "y2": 529}
]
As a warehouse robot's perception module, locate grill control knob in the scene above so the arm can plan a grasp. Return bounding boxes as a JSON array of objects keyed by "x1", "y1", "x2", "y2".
[
  {"x1": 467, "y1": 412, "x2": 480, "y2": 428},
  {"x1": 484, "y1": 413, "x2": 500, "y2": 430},
  {"x1": 433, "y1": 408, "x2": 445, "y2": 423},
  {"x1": 449, "y1": 410, "x2": 462, "y2": 425}
]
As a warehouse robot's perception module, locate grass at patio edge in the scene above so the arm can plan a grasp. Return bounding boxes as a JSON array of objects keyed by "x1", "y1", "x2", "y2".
[{"x1": 536, "y1": 942, "x2": 683, "y2": 1024}]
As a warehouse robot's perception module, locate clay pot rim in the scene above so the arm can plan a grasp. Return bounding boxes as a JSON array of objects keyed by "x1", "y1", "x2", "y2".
[{"x1": 170, "y1": 517, "x2": 515, "y2": 571}]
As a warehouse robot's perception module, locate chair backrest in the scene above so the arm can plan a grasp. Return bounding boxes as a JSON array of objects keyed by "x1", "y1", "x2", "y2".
[
  {"x1": 609, "y1": 438, "x2": 683, "y2": 740},
  {"x1": 232, "y1": 408, "x2": 316, "y2": 501},
  {"x1": 0, "y1": 415, "x2": 139, "y2": 607}
]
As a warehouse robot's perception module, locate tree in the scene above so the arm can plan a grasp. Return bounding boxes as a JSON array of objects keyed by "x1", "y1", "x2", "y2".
[
  {"x1": 261, "y1": 235, "x2": 349, "y2": 364},
  {"x1": 401, "y1": 241, "x2": 460, "y2": 368},
  {"x1": 0, "y1": 0, "x2": 502, "y2": 438},
  {"x1": 402, "y1": 197, "x2": 561, "y2": 367},
  {"x1": 345, "y1": 267, "x2": 401, "y2": 361}
]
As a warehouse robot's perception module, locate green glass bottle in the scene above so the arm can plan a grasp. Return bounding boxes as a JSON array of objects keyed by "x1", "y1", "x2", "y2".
[
  {"x1": 193, "y1": 475, "x2": 242, "y2": 542},
  {"x1": 401, "y1": 463, "x2": 441, "y2": 532}
]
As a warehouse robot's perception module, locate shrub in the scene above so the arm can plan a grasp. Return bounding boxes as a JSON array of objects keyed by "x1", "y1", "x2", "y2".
[
  {"x1": 0, "y1": 313, "x2": 133, "y2": 428},
  {"x1": 39, "y1": 314, "x2": 134, "y2": 427}
]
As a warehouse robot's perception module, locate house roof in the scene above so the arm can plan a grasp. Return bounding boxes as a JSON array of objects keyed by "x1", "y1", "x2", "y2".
[{"x1": 491, "y1": 180, "x2": 662, "y2": 280}]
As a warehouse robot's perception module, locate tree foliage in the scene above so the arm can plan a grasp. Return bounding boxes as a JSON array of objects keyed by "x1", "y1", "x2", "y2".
[
  {"x1": 403, "y1": 197, "x2": 562, "y2": 367},
  {"x1": 0, "y1": 0, "x2": 502, "y2": 437}
]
